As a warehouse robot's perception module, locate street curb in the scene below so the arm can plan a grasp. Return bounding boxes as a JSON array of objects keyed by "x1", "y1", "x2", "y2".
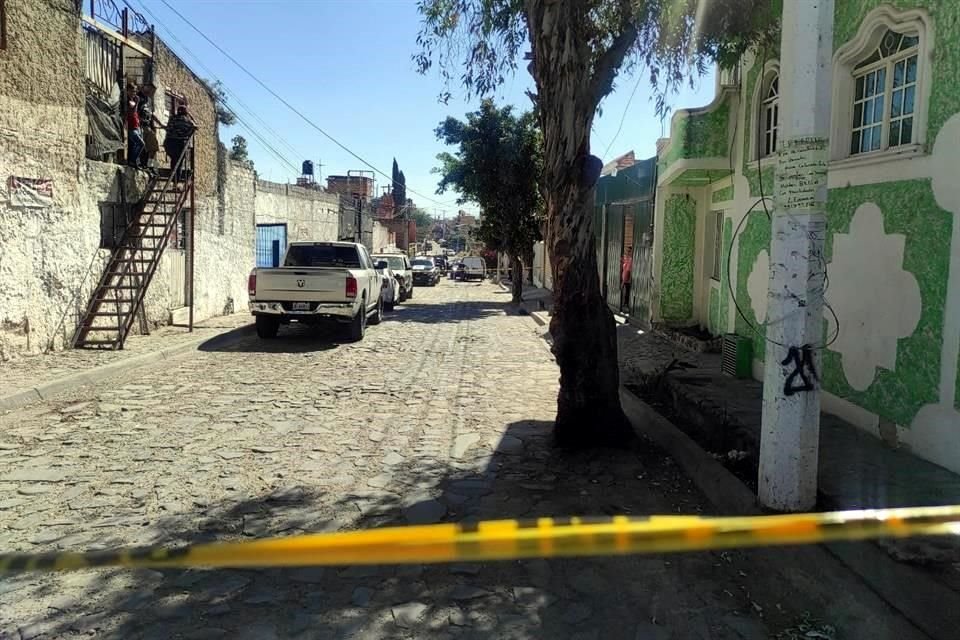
[
  {"x1": 620, "y1": 386, "x2": 957, "y2": 639},
  {"x1": 0, "y1": 323, "x2": 254, "y2": 413},
  {"x1": 619, "y1": 387, "x2": 761, "y2": 516}
]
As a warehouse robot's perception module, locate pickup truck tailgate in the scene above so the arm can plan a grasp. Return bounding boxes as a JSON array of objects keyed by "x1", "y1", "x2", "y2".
[{"x1": 254, "y1": 268, "x2": 351, "y2": 303}]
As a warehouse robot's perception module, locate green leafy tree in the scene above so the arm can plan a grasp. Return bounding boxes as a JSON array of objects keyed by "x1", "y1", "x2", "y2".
[
  {"x1": 434, "y1": 100, "x2": 543, "y2": 303},
  {"x1": 417, "y1": 0, "x2": 778, "y2": 447},
  {"x1": 229, "y1": 135, "x2": 250, "y2": 165},
  {"x1": 410, "y1": 207, "x2": 435, "y2": 239},
  {"x1": 204, "y1": 79, "x2": 237, "y2": 126}
]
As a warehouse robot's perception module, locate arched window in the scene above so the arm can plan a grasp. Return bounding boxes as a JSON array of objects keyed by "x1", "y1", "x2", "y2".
[
  {"x1": 850, "y1": 29, "x2": 919, "y2": 155},
  {"x1": 760, "y1": 73, "x2": 779, "y2": 158},
  {"x1": 750, "y1": 62, "x2": 780, "y2": 161},
  {"x1": 832, "y1": 7, "x2": 932, "y2": 162}
]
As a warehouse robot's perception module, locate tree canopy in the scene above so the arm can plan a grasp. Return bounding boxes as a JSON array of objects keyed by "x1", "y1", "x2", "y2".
[
  {"x1": 229, "y1": 135, "x2": 250, "y2": 165},
  {"x1": 203, "y1": 79, "x2": 238, "y2": 126},
  {"x1": 416, "y1": 0, "x2": 780, "y2": 114}
]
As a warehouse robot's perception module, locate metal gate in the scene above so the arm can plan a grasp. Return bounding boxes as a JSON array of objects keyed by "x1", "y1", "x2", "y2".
[
  {"x1": 629, "y1": 200, "x2": 654, "y2": 328},
  {"x1": 604, "y1": 204, "x2": 625, "y2": 311},
  {"x1": 256, "y1": 224, "x2": 287, "y2": 268}
]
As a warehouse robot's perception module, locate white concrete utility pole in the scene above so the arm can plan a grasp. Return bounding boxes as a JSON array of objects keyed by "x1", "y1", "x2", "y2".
[{"x1": 758, "y1": 0, "x2": 833, "y2": 511}]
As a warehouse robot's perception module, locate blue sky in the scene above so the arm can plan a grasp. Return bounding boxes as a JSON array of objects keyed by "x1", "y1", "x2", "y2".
[{"x1": 141, "y1": 0, "x2": 716, "y2": 218}]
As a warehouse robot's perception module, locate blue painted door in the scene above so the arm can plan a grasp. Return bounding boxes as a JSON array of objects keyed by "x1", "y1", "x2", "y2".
[{"x1": 256, "y1": 224, "x2": 287, "y2": 267}]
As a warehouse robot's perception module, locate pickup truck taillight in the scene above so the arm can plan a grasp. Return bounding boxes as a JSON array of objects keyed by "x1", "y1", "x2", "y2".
[
  {"x1": 247, "y1": 272, "x2": 257, "y2": 296},
  {"x1": 345, "y1": 276, "x2": 358, "y2": 298}
]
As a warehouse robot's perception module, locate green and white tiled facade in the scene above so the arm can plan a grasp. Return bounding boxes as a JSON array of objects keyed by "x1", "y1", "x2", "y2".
[{"x1": 652, "y1": 1, "x2": 960, "y2": 473}]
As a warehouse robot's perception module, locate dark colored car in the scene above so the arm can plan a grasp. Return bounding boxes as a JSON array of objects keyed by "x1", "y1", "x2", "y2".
[{"x1": 411, "y1": 257, "x2": 441, "y2": 286}]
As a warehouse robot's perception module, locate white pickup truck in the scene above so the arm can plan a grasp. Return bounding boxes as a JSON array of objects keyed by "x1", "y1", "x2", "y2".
[{"x1": 248, "y1": 241, "x2": 385, "y2": 341}]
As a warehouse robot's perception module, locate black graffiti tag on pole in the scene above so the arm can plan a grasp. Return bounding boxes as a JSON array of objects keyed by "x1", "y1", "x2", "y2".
[{"x1": 782, "y1": 345, "x2": 818, "y2": 396}]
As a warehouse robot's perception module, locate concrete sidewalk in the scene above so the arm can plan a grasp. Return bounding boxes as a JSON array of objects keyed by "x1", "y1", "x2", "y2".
[{"x1": 0, "y1": 314, "x2": 253, "y2": 412}]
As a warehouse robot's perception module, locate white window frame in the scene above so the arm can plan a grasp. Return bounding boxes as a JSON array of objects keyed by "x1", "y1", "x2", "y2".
[
  {"x1": 831, "y1": 6, "x2": 933, "y2": 165},
  {"x1": 749, "y1": 60, "x2": 781, "y2": 165}
]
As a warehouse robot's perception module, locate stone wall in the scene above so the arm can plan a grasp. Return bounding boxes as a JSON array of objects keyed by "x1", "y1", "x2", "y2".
[
  {"x1": 372, "y1": 221, "x2": 393, "y2": 253},
  {"x1": 254, "y1": 180, "x2": 340, "y2": 242},
  {"x1": 0, "y1": 0, "x2": 86, "y2": 358},
  {"x1": 190, "y1": 158, "x2": 255, "y2": 320},
  {"x1": 153, "y1": 39, "x2": 219, "y2": 197}
]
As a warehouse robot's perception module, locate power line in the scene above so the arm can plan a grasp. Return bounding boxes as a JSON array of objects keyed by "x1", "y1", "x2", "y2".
[
  {"x1": 602, "y1": 71, "x2": 644, "y2": 161},
  {"x1": 130, "y1": 0, "x2": 305, "y2": 176},
  {"x1": 157, "y1": 0, "x2": 461, "y2": 209}
]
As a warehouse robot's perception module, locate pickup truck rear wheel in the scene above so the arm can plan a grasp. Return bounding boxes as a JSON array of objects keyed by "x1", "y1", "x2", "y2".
[
  {"x1": 347, "y1": 300, "x2": 366, "y2": 342},
  {"x1": 256, "y1": 315, "x2": 280, "y2": 339}
]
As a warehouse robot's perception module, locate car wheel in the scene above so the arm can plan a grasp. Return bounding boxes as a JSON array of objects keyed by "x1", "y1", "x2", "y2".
[
  {"x1": 255, "y1": 315, "x2": 280, "y2": 339},
  {"x1": 347, "y1": 299, "x2": 366, "y2": 342},
  {"x1": 369, "y1": 296, "x2": 383, "y2": 325},
  {"x1": 385, "y1": 298, "x2": 395, "y2": 312},
  {"x1": 407, "y1": 286, "x2": 413, "y2": 300}
]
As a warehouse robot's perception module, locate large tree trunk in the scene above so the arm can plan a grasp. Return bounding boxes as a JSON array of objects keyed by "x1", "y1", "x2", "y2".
[
  {"x1": 524, "y1": 0, "x2": 633, "y2": 448},
  {"x1": 510, "y1": 254, "x2": 524, "y2": 303},
  {"x1": 524, "y1": 250, "x2": 535, "y2": 285}
]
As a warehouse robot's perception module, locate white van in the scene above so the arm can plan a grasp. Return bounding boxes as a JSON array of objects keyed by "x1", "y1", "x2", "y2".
[{"x1": 461, "y1": 256, "x2": 486, "y2": 282}]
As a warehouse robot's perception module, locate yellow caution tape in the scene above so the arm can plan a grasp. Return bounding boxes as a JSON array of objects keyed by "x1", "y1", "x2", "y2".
[{"x1": 2, "y1": 505, "x2": 958, "y2": 573}]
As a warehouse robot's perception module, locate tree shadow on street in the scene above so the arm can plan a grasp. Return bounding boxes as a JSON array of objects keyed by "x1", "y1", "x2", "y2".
[{"x1": 1, "y1": 422, "x2": 921, "y2": 640}]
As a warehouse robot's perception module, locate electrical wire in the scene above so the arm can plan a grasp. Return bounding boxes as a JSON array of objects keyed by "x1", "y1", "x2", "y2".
[
  {"x1": 156, "y1": 0, "x2": 462, "y2": 209},
  {"x1": 130, "y1": 0, "x2": 305, "y2": 176},
  {"x1": 602, "y1": 71, "x2": 644, "y2": 161},
  {"x1": 720, "y1": 47, "x2": 840, "y2": 351}
]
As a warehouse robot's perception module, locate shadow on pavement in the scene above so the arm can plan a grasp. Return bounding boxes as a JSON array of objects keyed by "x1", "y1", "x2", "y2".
[
  {"x1": 198, "y1": 323, "x2": 342, "y2": 354},
  {"x1": 391, "y1": 298, "x2": 516, "y2": 325},
  {"x1": 0, "y1": 421, "x2": 856, "y2": 640},
  {"x1": 5, "y1": 422, "x2": 922, "y2": 639}
]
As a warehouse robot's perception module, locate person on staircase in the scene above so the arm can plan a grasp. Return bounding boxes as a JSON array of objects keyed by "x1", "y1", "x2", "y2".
[
  {"x1": 163, "y1": 106, "x2": 197, "y2": 181},
  {"x1": 136, "y1": 83, "x2": 161, "y2": 174},
  {"x1": 125, "y1": 84, "x2": 144, "y2": 169}
]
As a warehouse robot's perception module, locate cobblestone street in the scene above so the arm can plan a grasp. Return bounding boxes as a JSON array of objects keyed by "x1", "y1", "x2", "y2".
[{"x1": 0, "y1": 281, "x2": 910, "y2": 639}]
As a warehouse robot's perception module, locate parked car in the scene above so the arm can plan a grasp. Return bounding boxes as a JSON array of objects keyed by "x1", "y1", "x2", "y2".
[
  {"x1": 432, "y1": 255, "x2": 449, "y2": 271},
  {"x1": 373, "y1": 253, "x2": 413, "y2": 301},
  {"x1": 374, "y1": 259, "x2": 399, "y2": 311},
  {"x1": 411, "y1": 257, "x2": 441, "y2": 286},
  {"x1": 448, "y1": 258, "x2": 461, "y2": 280},
  {"x1": 460, "y1": 256, "x2": 487, "y2": 281},
  {"x1": 248, "y1": 241, "x2": 384, "y2": 341},
  {"x1": 453, "y1": 262, "x2": 467, "y2": 281}
]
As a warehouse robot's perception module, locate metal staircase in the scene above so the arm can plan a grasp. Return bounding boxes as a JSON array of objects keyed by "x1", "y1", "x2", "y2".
[{"x1": 74, "y1": 140, "x2": 194, "y2": 349}]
